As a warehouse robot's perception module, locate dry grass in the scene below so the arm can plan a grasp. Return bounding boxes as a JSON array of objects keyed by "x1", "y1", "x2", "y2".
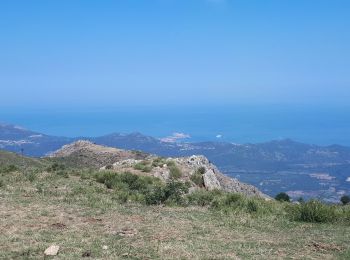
[{"x1": 1, "y1": 170, "x2": 350, "y2": 259}]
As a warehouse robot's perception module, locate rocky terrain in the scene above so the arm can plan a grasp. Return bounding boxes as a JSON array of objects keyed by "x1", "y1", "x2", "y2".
[
  {"x1": 48, "y1": 140, "x2": 148, "y2": 168},
  {"x1": 48, "y1": 140, "x2": 267, "y2": 198},
  {"x1": 101, "y1": 155, "x2": 267, "y2": 198}
]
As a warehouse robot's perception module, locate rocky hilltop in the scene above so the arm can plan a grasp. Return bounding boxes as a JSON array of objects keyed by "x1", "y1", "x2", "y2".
[{"x1": 48, "y1": 140, "x2": 148, "y2": 168}]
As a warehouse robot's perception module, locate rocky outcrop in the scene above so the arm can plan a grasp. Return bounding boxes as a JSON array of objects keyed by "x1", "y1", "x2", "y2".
[
  {"x1": 101, "y1": 154, "x2": 268, "y2": 199},
  {"x1": 174, "y1": 155, "x2": 268, "y2": 198}
]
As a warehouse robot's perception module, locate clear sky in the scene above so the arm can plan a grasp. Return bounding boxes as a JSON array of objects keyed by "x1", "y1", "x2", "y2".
[{"x1": 1, "y1": 0, "x2": 349, "y2": 107}]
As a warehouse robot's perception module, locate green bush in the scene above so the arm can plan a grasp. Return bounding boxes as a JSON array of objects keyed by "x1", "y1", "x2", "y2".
[
  {"x1": 341, "y1": 195, "x2": 350, "y2": 205},
  {"x1": 105, "y1": 164, "x2": 113, "y2": 170},
  {"x1": 47, "y1": 163, "x2": 65, "y2": 172},
  {"x1": 187, "y1": 190, "x2": 223, "y2": 207},
  {"x1": 246, "y1": 200, "x2": 259, "y2": 213},
  {"x1": 275, "y1": 192, "x2": 290, "y2": 202},
  {"x1": 56, "y1": 170, "x2": 69, "y2": 178},
  {"x1": 169, "y1": 165, "x2": 182, "y2": 180},
  {"x1": 145, "y1": 181, "x2": 190, "y2": 206},
  {"x1": 190, "y1": 167, "x2": 205, "y2": 187},
  {"x1": 166, "y1": 160, "x2": 176, "y2": 167},
  {"x1": 96, "y1": 171, "x2": 158, "y2": 192},
  {"x1": 290, "y1": 200, "x2": 337, "y2": 223},
  {"x1": 133, "y1": 161, "x2": 152, "y2": 173},
  {"x1": 152, "y1": 157, "x2": 167, "y2": 168}
]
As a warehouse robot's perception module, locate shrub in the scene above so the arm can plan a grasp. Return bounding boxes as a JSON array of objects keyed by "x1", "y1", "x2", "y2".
[
  {"x1": 166, "y1": 160, "x2": 176, "y2": 167},
  {"x1": 187, "y1": 190, "x2": 223, "y2": 207},
  {"x1": 246, "y1": 200, "x2": 259, "y2": 213},
  {"x1": 291, "y1": 200, "x2": 337, "y2": 223},
  {"x1": 0, "y1": 179, "x2": 4, "y2": 187},
  {"x1": 133, "y1": 161, "x2": 152, "y2": 173},
  {"x1": 105, "y1": 164, "x2": 113, "y2": 170},
  {"x1": 275, "y1": 192, "x2": 290, "y2": 202},
  {"x1": 47, "y1": 163, "x2": 65, "y2": 172},
  {"x1": 152, "y1": 157, "x2": 167, "y2": 167},
  {"x1": 341, "y1": 195, "x2": 350, "y2": 205},
  {"x1": 190, "y1": 167, "x2": 205, "y2": 187},
  {"x1": 145, "y1": 186, "x2": 167, "y2": 205},
  {"x1": 169, "y1": 165, "x2": 182, "y2": 180},
  {"x1": 96, "y1": 171, "x2": 157, "y2": 192},
  {"x1": 56, "y1": 170, "x2": 69, "y2": 178},
  {"x1": 145, "y1": 181, "x2": 190, "y2": 206}
]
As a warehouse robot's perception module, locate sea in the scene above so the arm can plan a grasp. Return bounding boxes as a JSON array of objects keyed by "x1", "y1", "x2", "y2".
[{"x1": 1, "y1": 104, "x2": 350, "y2": 146}]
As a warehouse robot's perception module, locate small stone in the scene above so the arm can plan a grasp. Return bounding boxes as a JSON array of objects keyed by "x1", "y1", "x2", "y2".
[
  {"x1": 44, "y1": 245, "x2": 60, "y2": 256},
  {"x1": 102, "y1": 245, "x2": 108, "y2": 250},
  {"x1": 82, "y1": 250, "x2": 92, "y2": 257}
]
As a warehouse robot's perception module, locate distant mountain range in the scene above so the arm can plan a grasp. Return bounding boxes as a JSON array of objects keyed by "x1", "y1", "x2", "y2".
[{"x1": 1, "y1": 123, "x2": 350, "y2": 201}]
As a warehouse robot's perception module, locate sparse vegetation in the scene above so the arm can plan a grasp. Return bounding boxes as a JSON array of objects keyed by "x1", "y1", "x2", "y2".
[{"x1": 1, "y1": 162, "x2": 350, "y2": 258}]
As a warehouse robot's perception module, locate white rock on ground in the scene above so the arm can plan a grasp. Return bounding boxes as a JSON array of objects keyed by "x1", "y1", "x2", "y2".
[{"x1": 44, "y1": 245, "x2": 60, "y2": 256}]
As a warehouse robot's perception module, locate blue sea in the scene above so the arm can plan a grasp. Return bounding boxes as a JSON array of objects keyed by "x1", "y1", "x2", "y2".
[{"x1": 1, "y1": 104, "x2": 350, "y2": 146}]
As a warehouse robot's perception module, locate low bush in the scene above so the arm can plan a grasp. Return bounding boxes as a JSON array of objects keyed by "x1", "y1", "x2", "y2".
[
  {"x1": 190, "y1": 167, "x2": 205, "y2": 187},
  {"x1": 187, "y1": 190, "x2": 223, "y2": 207},
  {"x1": 289, "y1": 200, "x2": 337, "y2": 223},
  {"x1": 275, "y1": 192, "x2": 291, "y2": 202},
  {"x1": 133, "y1": 161, "x2": 152, "y2": 173},
  {"x1": 47, "y1": 163, "x2": 65, "y2": 172},
  {"x1": 169, "y1": 165, "x2": 182, "y2": 180},
  {"x1": 152, "y1": 157, "x2": 167, "y2": 168},
  {"x1": 96, "y1": 171, "x2": 158, "y2": 192},
  {"x1": 145, "y1": 181, "x2": 190, "y2": 206},
  {"x1": 341, "y1": 195, "x2": 350, "y2": 205}
]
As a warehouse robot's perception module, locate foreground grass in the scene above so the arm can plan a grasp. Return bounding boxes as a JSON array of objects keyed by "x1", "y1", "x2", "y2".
[{"x1": 1, "y1": 169, "x2": 350, "y2": 259}]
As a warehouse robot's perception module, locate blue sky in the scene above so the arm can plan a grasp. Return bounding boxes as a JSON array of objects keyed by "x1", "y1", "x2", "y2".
[{"x1": 1, "y1": 0, "x2": 350, "y2": 107}]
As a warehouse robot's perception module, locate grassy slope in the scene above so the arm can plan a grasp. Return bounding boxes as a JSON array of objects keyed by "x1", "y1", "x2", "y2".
[
  {"x1": 0, "y1": 150, "x2": 49, "y2": 169},
  {"x1": 1, "y1": 169, "x2": 350, "y2": 259}
]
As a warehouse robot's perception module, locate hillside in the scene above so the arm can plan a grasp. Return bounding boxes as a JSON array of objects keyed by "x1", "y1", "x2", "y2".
[
  {"x1": 0, "y1": 150, "x2": 48, "y2": 169},
  {"x1": 1, "y1": 151, "x2": 350, "y2": 259}
]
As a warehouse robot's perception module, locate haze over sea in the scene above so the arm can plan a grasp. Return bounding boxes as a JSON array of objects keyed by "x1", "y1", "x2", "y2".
[{"x1": 1, "y1": 104, "x2": 350, "y2": 146}]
